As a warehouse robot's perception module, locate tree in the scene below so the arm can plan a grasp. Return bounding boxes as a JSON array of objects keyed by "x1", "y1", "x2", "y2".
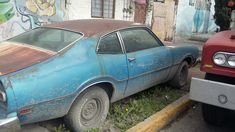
[{"x1": 214, "y1": 0, "x2": 234, "y2": 31}]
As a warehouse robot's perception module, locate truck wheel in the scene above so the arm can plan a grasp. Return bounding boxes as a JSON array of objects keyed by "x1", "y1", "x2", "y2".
[
  {"x1": 170, "y1": 61, "x2": 188, "y2": 88},
  {"x1": 202, "y1": 103, "x2": 228, "y2": 126},
  {"x1": 65, "y1": 86, "x2": 109, "y2": 131}
]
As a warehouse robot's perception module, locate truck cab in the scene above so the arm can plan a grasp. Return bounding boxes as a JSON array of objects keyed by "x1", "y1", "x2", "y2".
[{"x1": 190, "y1": 30, "x2": 235, "y2": 125}]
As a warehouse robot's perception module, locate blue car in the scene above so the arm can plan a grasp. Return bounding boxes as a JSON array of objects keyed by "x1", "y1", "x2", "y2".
[{"x1": 0, "y1": 19, "x2": 199, "y2": 131}]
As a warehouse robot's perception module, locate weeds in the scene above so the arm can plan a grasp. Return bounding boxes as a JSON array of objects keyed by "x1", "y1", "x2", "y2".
[
  {"x1": 54, "y1": 124, "x2": 70, "y2": 132},
  {"x1": 107, "y1": 85, "x2": 185, "y2": 131},
  {"x1": 50, "y1": 85, "x2": 185, "y2": 132}
]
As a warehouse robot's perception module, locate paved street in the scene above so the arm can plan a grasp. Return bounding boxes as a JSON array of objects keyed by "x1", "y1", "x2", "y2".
[
  {"x1": 160, "y1": 103, "x2": 235, "y2": 132},
  {"x1": 161, "y1": 65, "x2": 235, "y2": 132}
]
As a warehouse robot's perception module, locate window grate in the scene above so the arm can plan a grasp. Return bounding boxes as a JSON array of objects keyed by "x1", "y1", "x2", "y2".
[{"x1": 91, "y1": 0, "x2": 115, "y2": 18}]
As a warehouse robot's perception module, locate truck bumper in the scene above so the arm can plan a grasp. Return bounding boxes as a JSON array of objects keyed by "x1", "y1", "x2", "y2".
[
  {"x1": 0, "y1": 113, "x2": 21, "y2": 132},
  {"x1": 190, "y1": 77, "x2": 235, "y2": 110}
]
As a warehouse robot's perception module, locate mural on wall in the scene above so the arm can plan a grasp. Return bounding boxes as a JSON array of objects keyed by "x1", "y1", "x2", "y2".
[
  {"x1": 26, "y1": 0, "x2": 56, "y2": 16},
  {"x1": 176, "y1": 0, "x2": 218, "y2": 37},
  {"x1": 192, "y1": 0, "x2": 211, "y2": 33},
  {"x1": 0, "y1": 0, "x2": 14, "y2": 24},
  {"x1": 0, "y1": 0, "x2": 68, "y2": 41}
]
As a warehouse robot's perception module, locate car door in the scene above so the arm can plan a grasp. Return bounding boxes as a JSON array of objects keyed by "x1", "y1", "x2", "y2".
[
  {"x1": 119, "y1": 27, "x2": 172, "y2": 96},
  {"x1": 97, "y1": 32, "x2": 129, "y2": 96}
]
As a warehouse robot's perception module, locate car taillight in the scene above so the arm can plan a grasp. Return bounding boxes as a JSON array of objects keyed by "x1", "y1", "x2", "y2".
[{"x1": 0, "y1": 82, "x2": 6, "y2": 102}]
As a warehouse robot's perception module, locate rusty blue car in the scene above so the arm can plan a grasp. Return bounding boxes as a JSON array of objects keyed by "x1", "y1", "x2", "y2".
[{"x1": 0, "y1": 19, "x2": 199, "y2": 131}]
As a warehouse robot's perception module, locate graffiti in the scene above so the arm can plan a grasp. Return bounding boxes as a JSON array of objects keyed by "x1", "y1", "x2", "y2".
[
  {"x1": 0, "y1": 0, "x2": 14, "y2": 24},
  {"x1": 176, "y1": 0, "x2": 218, "y2": 37},
  {"x1": 26, "y1": 0, "x2": 56, "y2": 16},
  {"x1": 0, "y1": 0, "x2": 68, "y2": 42},
  {"x1": 192, "y1": 0, "x2": 211, "y2": 33}
]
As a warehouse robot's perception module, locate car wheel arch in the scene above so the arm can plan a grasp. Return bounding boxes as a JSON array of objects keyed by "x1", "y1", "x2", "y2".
[
  {"x1": 183, "y1": 55, "x2": 193, "y2": 66},
  {"x1": 66, "y1": 81, "x2": 115, "y2": 114}
]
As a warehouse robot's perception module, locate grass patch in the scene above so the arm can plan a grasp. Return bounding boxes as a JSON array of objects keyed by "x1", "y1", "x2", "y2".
[
  {"x1": 54, "y1": 124, "x2": 70, "y2": 132},
  {"x1": 107, "y1": 85, "x2": 185, "y2": 131}
]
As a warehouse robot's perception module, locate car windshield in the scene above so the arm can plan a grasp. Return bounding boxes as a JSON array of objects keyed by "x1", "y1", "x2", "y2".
[{"x1": 8, "y1": 27, "x2": 83, "y2": 52}]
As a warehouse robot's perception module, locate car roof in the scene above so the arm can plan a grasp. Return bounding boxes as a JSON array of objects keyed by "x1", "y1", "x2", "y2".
[{"x1": 43, "y1": 19, "x2": 145, "y2": 37}]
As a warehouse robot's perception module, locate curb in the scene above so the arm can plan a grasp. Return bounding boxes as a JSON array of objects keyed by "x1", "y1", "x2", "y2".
[{"x1": 127, "y1": 94, "x2": 193, "y2": 132}]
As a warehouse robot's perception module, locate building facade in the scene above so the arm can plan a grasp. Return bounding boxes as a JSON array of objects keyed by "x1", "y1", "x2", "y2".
[{"x1": 0, "y1": 0, "x2": 146, "y2": 41}]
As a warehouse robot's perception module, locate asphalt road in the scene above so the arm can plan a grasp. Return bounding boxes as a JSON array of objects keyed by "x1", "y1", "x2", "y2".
[
  {"x1": 160, "y1": 103, "x2": 235, "y2": 132},
  {"x1": 160, "y1": 66, "x2": 235, "y2": 132}
]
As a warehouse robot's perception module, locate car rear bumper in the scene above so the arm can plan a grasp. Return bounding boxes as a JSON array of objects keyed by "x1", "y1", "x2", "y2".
[
  {"x1": 190, "y1": 77, "x2": 235, "y2": 110},
  {"x1": 0, "y1": 112, "x2": 20, "y2": 132}
]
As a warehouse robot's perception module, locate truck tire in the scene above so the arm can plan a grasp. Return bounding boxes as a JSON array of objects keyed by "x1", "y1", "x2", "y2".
[
  {"x1": 169, "y1": 61, "x2": 188, "y2": 88},
  {"x1": 65, "y1": 86, "x2": 109, "y2": 131},
  {"x1": 202, "y1": 103, "x2": 228, "y2": 126}
]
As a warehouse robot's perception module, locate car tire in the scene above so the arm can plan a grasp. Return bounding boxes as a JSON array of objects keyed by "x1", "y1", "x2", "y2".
[
  {"x1": 201, "y1": 103, "x2": 228, "y2": 126},
  {"x1": 65, "y1": 86, "x2": 110, "y2": 132},
  {"x1": 169, "y1": 61, "x2": 189, "y2": 88}
]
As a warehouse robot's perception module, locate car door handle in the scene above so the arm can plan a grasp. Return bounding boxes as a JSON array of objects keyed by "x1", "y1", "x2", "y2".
[{"x1": 128, "y1": 57, "x2": 136, "y2": 62}]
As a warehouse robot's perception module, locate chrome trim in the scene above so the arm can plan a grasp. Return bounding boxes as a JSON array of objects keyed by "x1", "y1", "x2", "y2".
[
  {"x1": 0, "y1": 115, "x2": 21, "y2": 132},
  {"x1": 96, "y1": 26, "x2": 151, "y2": 53},
  {"x1": 96, "y1": 31, "x2": 125, "y2": 54},
  {"x1": 190, "y1": 77, "x2": 235, "y2": 110},
  {"x1": 213, "y1": 52, "x2": 235, "y2": 68},
  {"x1": 117, "y1": 31, "x2": 126, "y2": 54},
  {"x1": 191, "y1": 58, "x2": 201, "y2": 67},
  {"x1": 0, "y1": 90, "x2": 6, "y2": 102},
  {"x1": 57, "y1": 34, "x2": 84, "y2": 54},
  {"x1": 6, "y1": 27, "x2": 84, "y2": 54}
]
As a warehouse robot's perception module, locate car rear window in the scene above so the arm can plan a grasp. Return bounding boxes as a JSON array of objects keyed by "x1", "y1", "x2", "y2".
[{"x1": 8, "y1": 27, "x2": 83, "y2": 52}]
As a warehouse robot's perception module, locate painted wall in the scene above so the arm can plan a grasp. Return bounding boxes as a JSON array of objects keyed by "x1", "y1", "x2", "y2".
[
  {"x1": 152, "y1": 1, "x2": 176, "y2": 41},
  {"x1": 67, "y1": 0, "x2": 91, "y2": 20},
  {"x1": 69, "y1": 0, "x2": 127, "y2": 20},
  {"x1": 0, "y1": 0, "x2": 68, "y2": 41},
  {"x1": 175, "y1": 0, "x2": 218, "y2": 37},
  {"x1": 0, "y1": 0, "x2": 134, "y2": 41}
]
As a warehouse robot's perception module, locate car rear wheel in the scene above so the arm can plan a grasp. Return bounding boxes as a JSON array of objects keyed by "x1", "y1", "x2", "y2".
[
  {"x1": 202, "y1": 103, "x2": 228, "y2": 126},
  {"x1": 169, "y1": 61, "x2": 189, "y2": 88},
  {"x1": 65, "y1": 86, "x2": 109, "y2": 131}
]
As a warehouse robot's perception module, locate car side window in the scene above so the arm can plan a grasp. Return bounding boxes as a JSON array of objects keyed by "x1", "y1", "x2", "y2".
[
  {"x1": 120, "y1": 28, "x2": 160, "y2": 53},
  {"x1": 98, "y1": 33, "x2": 122, "y2": 54}
]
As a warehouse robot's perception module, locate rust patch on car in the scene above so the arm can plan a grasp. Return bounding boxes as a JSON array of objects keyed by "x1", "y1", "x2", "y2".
[
  {"x1": 0, "y1": 42, "x2": 55, "y2": 75},
  {"x1": 44, "y1": 19, "x2": 144, "y2": 37}
]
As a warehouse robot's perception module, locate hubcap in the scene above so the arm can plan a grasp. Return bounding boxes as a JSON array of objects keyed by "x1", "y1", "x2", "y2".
[
  {"x1": 81, "y1": 98, "x2": 101, "y2": 126},
  {"x1": 82, "y1": 99, "x2": 98, "y2": 120}
]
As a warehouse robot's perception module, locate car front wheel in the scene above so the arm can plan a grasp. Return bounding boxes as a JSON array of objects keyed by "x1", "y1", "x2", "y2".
[
  {"x1": 169, "y1": 61, "x2": 189, "y2": 88},
  {"x1": 202, "y1": 103, "x2": 228, "y2": 126},
  {"x1": 65, "y1": 86, "x2": 109, "y2": 131}
]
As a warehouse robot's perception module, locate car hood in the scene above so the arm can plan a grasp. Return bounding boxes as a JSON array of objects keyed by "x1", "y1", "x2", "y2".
[
  {"x1": 0, "y1": 42, "x2": 55, "y2": 76},
  {"x1": 206, "y1": 30, "x2": 235, "y2": 48}
]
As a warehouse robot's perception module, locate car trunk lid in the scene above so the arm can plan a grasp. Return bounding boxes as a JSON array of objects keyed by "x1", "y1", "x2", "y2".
[{"x1": 0, "y1": 42, "x2": 56, "y2": 76}]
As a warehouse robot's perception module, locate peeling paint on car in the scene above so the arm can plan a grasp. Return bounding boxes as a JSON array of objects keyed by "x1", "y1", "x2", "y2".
[
  {"x1": 0, "y1": 42, "x2": 55, "y2": 76},
  {"x1": 0, "y1": 19, "x2": 199, "y2": 129}
]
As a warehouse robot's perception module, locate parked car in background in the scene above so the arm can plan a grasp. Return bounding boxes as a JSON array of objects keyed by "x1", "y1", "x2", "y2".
[
  {"x1": 190, "y1": 30, "x2": 235, "y2": 125},
  {"x1": 0, "y1": 19, "x2": 199, "y2": 131}
]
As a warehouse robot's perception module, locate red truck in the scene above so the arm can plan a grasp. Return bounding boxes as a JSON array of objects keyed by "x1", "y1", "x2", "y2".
[{"x1": 190, "y1": 30, "x2": 235, "y2": 125}]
